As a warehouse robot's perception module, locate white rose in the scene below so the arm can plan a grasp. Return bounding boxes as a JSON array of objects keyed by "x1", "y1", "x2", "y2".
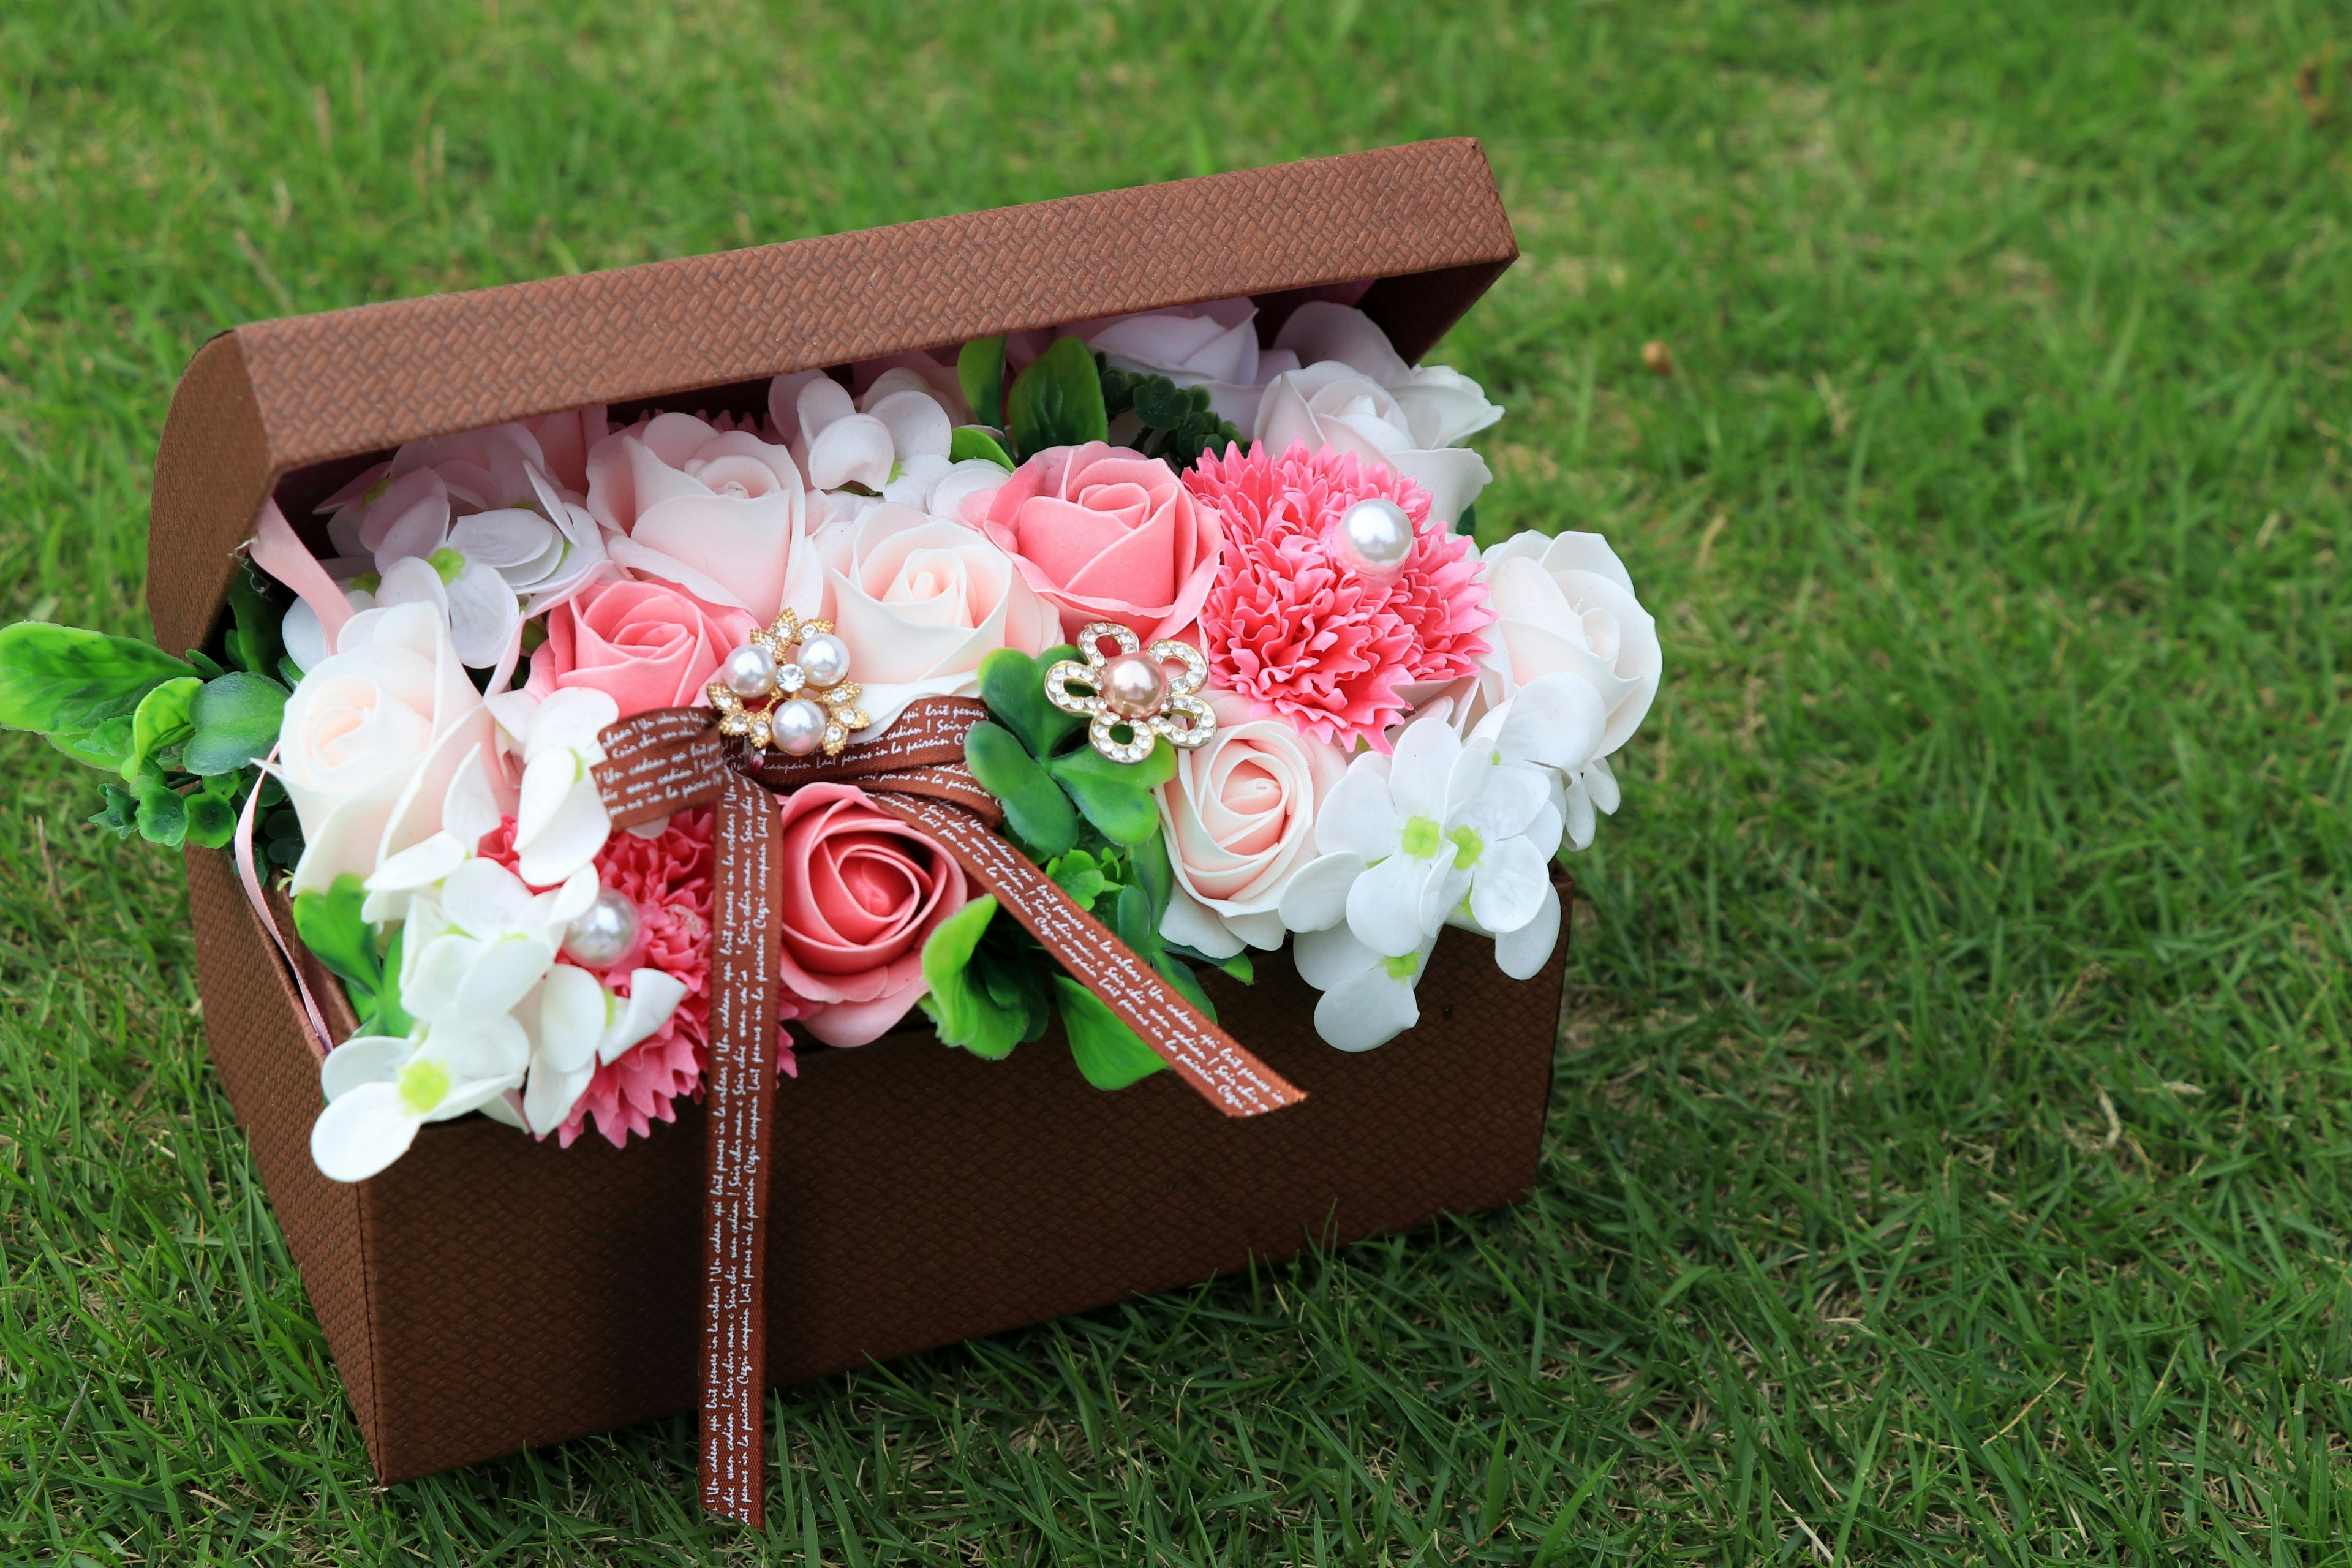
[
  {"x1": 1274, "y1": 300, "x2": 1505, "y2": 448},
  {"x1": 817, "y1": 502, "x2": 1060, "y2": 732},
  {"x1": 1476, "y1": 530, "x2": 1660, "y2": 759},
  {"x1": 1254, "y1": 363, "x2": 1494, "y2": 526},
  {"x1": 274, "y1": 598, "x2": 510, "y2": 895},
  {"x1": 1156, "y1": 690, "x2": 1352, "y2": 960},
  {"x1": 587, "y1": 411, "x2": 821, "y2": 624}
]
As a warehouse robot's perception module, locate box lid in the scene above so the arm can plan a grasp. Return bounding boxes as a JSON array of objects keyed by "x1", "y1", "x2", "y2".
[{"x1": 146, "y1": 137, "x2": 1517, "y2": 655}]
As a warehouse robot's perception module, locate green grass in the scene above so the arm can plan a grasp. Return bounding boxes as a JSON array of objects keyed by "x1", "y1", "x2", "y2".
[{"x1": 5, "y1": 0, "x2": 2352, "y2": 1561}]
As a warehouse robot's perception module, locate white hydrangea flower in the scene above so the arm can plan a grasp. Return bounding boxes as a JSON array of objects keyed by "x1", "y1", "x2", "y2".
[
  {"x1": 518, "y1": 963, "x2": 691, "y2": 1135},
  {"x1": 398, "y1": 858, "x2": 596, "y2": 1028},
  {"x1": 483, "y1": 686, "x2": 621, "y2": 887},
  {"x1": 1291, "y1": 924, "x2": 1439, "y2": 1052},
  {"x1": 359, "y1": 748, "x2": 505, "y2": 925},
  {"x1": 308, "y1": 1015, "x2": 531, "y2": 1182}
]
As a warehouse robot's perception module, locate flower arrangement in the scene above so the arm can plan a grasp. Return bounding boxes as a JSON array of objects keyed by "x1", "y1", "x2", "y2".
[{"x1": 1, "y1": 298, "x2": 1659, "y2": 1183}]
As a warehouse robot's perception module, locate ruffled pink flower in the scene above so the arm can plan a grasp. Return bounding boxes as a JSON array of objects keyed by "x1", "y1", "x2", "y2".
[
  {"x1": 477, "y1": 810, "x2": 799, "y2": 1150},
  {"x1": 1185, "y1": 442, "x2": 1492, "y2": 750}
]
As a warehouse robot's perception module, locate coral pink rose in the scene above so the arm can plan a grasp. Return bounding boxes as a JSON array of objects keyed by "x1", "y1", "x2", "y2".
[
  {"x1": 977, "y1": 442, "x2": 1223, "y2": 643},
  {"x1": 586, "y1": 411, "x2": 822, "y2": 622},
  {"x1": 527, "y1": 578, "x2": 755, "y2": 717},
  {"x1": 774, "y1": 784, "x2": 968, "y2": 1045}
]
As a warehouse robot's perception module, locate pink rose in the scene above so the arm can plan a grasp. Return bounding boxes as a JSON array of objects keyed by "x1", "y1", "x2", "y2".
[
  {"x1": 1155, "y1": 689, "x2": 1351, "y2": 959},
  {"x1": 978, "y1": 442, "x2": 1223, "y2": 643},
  {"x1": 586, "y1": 411, "x2": 822, "y2": 622},
  {"x1": 527, "y1": 578, "x2": 755, "y2": 717},
  {"x1": 774, "y1": 784, "x2": 968, "y2": 1046}
]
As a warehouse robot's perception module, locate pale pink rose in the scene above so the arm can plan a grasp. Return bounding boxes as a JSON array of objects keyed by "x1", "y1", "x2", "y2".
[
  {"x1": 818, "y1": 503, "x2": 1060, "y2": 732},
  {"x1": 978, "y1": 442, "x2": 1223, "y2": 643},
  {"x1": 275, "y1": 601, "x2": 510, "y2": 895},
  {"x1": 527, "y1": 578, "x2": 755, "y2": 717},
  {"x1": 1155, "y1": 689, "x2": 1351, "y2": 959},
  {"x1": 774, "y1": 784, "x2": 968, "y2": 1046},
  {"x1": 586, "y1": 411, "x2": 821, "y2": 622}
]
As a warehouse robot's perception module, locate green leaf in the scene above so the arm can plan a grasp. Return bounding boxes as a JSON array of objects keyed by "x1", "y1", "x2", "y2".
[
  {"x1": 123, "y1": 676, "x2": 201, "y2": 783},
  {"x1": 48, "y1": 716, "x2": 134, "y2": 771},
  {"x1": 1128, "y1": 825, "x2": 1175, "y2": 924},
  {"x1": 918, "y1": 896, "x2": 1027, "y2": 1060},
  {"x1": 363, "y1": 924, "x2": 412, "y2": 1039},
  {"x1": 978, "y1": 644, "x2": 1084, "y2": 760},
  {"x1": 1044, "y1": 848, "x2": 1110, "y2": 911},
  {"x1": 0, "y1": 622, "x2": 194, "y2": 739},
  {"x1": 89, "y1": 782, "x2": 137, "y2": 837},
  {"x1": 184, "y1": 648, "x2": 226, "y2": 679},
  {"x1": 1154, "y1": 952, "x2": 1218, "y2": 1022},
  {"x1": 183, "y1": 672, "x2": 287, "y2": 776},
  {"x1": 291, "y1": 873, "x2": 383, "y2": 1001},
  {"x1": 1046, "y1": 740, "x2": 1174, "y2": 846},
  {"x1": 183, "y1": 789, "x2": 237, "y2": 850},
  {"x1": 1132, "y1": 375, "x2": 1191, "y2": 427},
  {"x1": 1164, "y1": 943, "x2": 1254, "y2": 984},
  {"x1": 133, "y1": 776, "x2": 186, "y2": 848},
  {"x1": 1055, "y1": 976, "x2": 1167, "y2": 1090},
  {"x1": 1006, "y1": 336, "x2": 1109, "y2": 459},
  {"x1": 957, "y1": 336, "x2": 1006, "y2": 431},
  {"x1": 1110, "y1": 882, "x2": 1161, "y2": 964},
  {"x1": 965, "y1": 721, "x2": 1078, "y2": 859},
  {"x1": 949, "y1": 425, "x2": 1015, "y2": 470},
  {"x1": 225, "y1": 560, "x2": 284, "y2": 677}
]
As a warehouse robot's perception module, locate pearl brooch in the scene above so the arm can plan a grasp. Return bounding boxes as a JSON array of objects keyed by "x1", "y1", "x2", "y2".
[
  {"x1": 706, "y1": 609, "x2": 872, "y2": 758},
  {"x1": 1044, "y1": 622, "x2": 1216, "y2": 764}
]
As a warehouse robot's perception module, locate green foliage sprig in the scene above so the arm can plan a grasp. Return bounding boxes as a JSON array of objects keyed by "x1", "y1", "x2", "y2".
[
  {"x1": 918, "y1": 645, "x2": 1245, "y2": 1089},
  {"x1": 1097, "y1": 359, "x2": 1243, "y2": 469},
  {"x1": 292, "y1": 873, "x2": 411, "y2": 1038},
  {"x1": 0, "y1": 560, "x2": 301, "y2": 862}
]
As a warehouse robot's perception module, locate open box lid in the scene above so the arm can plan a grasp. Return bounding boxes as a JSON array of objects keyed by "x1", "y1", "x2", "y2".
[{"x1": 146, "y1": 137, "x2": 1517, "y2": 655}]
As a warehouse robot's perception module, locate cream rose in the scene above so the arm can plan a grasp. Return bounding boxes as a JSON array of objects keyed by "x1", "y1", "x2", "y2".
[
  {"x1": 1476, "y1": 530, "x2": 1660, "y2": 758},
  {"x1": 275, "y1": 598, "x2": 508, "y2": 895},
  {"x1": 587, "y1": 412, "x2": 821, "y2": 623},
  {"x1": 818, "y1": 502, "x2": 1060, "y2": 732},
  {"x1": 1155, "y1": 689, "x2": 1352, "y2": 959}
]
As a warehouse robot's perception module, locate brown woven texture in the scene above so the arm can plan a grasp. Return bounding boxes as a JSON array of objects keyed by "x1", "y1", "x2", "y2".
[
  {"x1": 195, "y1": 845, "x2": 1569, "y2": 1483},
  {"x1": 144, "y1": 137, "x2": 1515, "y2": 654},
  {"x1": 163, "y1": 141, "x2": 1550, "y2": 1484}
]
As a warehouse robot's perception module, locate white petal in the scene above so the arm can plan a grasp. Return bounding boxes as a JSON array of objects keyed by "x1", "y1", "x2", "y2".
[
  {"x1": 1560, "y1": 777, "x2": 1598, "y2": 852},
  {"x1": 364, "y1": 832, "x2": 467, "y2": 894},
  {"x1": 439, "y1": 747, "x2": 502, "y2": 853},
  {"x1": 1313, "y1": 760, "x2": 1403, "y2": 861},
  {"x1": 440, "y1": 857, "x2": 537, "y2": 934},
  {"x1": 1493, "y1": 881, "x2": 1561, "y2": 981},
  {"x1": 1312, "y1": 967, "x2": 1421, "y2": 1052},
  {"x1": 478, "y1": 1088, "x2": 529, "y2": 1130},
  {"x1": 1159, "y1": 883, "x2": 1245, "y2": 959},
  {"x1": 445, "y1": 560, "x2": 521, "y2": 669},
  {"x1": 1468, "y1": 834, "x2": 1550, "y2": 936},
  {"x1": 1224, "y1": 908, "x2": 1288, "y2": 951},
  {"x1": 796, "y1": 375, "x2": 856, "y2": 443},
  {"x1": 283, "y1": 600, "x2": 328, "y2": 673},
  {"x1": 806, "y1": 413, "x2": 895, "y2": 492},
  {"x1": 1346, "y1": 852, "x2": 1442, "y2": 958},
  {"x1": 401, "y1": 934, "x2": 477, "y2": 1022},
  {"x1": 545, "y1": 866, "x2": 601, "y2": 930},
  {"x1": 1460, "y1": 761, "x2": 1549, "y2": 842},
  {"x1": 1497, "y1": 673, "x2": 1608, "y2": 774},
  {"x1": 1292, "y1": 922, "x2": 1382, "y2": 991},
  {"x1": 536, "y1": 964, "x2": 608, "y2": 1073},
  {"x1": 1419, "y1": 862, "x2": 1473, "y2": 937},
  {"x1": 527, "y1": 687, "x2": 620, "y2": 763},
  {"x1": 1277, "y1": 851, "x2": 1364, "y2": 933},
  {"x1": 447, "y1": 508, "x2": 558, "y2": 570},
  {"x1": 929, "y1": 459, "x2": 1009, "y2": 521},
  {"x1": 516, "y1": 747, "x2": 586, "y2": 845},
  {"x1": 424, "y1": 1011, "x2": 533, "y2": 1084},
  {"x1": 310, "y1": 1082, "x2": 423, "y2": 1182},
  {"x1": 522, "y1": 1060, "x2": 595, "y2": 1137},
  {"x1": 320, "y1": 1035, "x2": 415, "y2": 1102},
  {"x1": 865, "y1": 388, "x2": 952, "y2": 462},
  {"x1": 456, "y1": 934, "x2": 556, "y2": 1019},
  {"x1": 1584, "y1": 754, "x2": 1621, "y2": 815},
  {"x1": 1385, "y1": 715, "x2": 1461, "y2": 821},
  {"x1": 603, "y1": 969, "x2": 688, "y2": 1062}
]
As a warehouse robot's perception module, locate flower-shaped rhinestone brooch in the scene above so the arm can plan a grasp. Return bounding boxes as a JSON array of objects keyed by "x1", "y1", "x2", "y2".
[
  {"x1": 1045, "y1": 623, "x2": 1216, "y2": 764},
  {"x1": 708, "y1": 609, "x2": 872, "y2": 758}
]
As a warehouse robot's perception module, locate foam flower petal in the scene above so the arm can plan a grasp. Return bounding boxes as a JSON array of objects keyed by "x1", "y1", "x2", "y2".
[
  {"x1": 1347, "y1": 851, "x2": 1442, "y2": 959},
  {"x1": 1493, "y1": 881, "x2": 1561, "y2": 981},
  {"x1": 1276, "y1": 851, "x2": 1364, "y2": 933},
  {"x1": 320, "y1": 1035, "x2": 415, "y2": 1102},
  {"x1": 1468, "y1": 834, "x2": 1550, "y2": 937},
  {"x1": 310, "y1": 1081, "x2": 422, "y2": 1183}
]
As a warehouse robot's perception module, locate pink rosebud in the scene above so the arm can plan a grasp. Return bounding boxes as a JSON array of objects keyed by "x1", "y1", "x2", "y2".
[
  {"x1": 979, "y1": 442, "x2": 1224, "y2": 644},
  {"x1": 527, "y1": 578, "x2": 756, "y2": 718},
  {"x1": 774, "y1": 784, "x2": 968, "y2": 1046}
]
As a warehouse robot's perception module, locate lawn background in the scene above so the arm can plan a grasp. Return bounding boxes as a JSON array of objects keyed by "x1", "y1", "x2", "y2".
[{"x1": 6, "y1": 1, "x2": 2352, "y2": 1562}]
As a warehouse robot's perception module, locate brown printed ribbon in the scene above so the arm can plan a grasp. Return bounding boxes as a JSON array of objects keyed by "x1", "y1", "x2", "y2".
[{"x1": 592, "y1": 695, "x2": 1306, "y2": 1525}]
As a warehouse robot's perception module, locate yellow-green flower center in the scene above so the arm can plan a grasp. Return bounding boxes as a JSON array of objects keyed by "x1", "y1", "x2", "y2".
[
  {"x1": 1382, "y1": 953, "x2": 1418, "y2": 980},
  {"x1": 396, "y1": 1058, "x2": 450, "y2": 1116},
  {"x1": 1449, "y1": 825, "x2": 1484, "y2": 869},
  {"x1": 1400, "y1": 814, "x2": 1442, "y2": 859},
  {"x1": 428, "y1": 546, "x2": 467, "y2": 583}
]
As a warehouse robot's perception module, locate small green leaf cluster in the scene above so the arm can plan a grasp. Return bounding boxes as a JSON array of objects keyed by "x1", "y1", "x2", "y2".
[
  {"x1": 0, "y1": 562, "x2": 301, "y2": 861},
  {"x1": 920, "y1": 644, "x2": 1243, "y2": 1090},
  {"x1": 1097, "y1": 359, "x2": 1243, "y2": 470},
  {"x1": 291, "y1": 873, "x2": 410, "y2": 1039}
]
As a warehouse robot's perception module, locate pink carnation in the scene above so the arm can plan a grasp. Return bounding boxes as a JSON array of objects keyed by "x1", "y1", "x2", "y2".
[
  {"x1": 477, "y1": 809, "x2": 799, "y2": 1151},
  {"x1": 1185, "y1": 442, "x2": 1492, "y2": 750}
]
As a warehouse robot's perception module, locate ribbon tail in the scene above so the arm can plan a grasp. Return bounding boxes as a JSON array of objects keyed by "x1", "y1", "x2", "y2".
[
  {"x1": 870, "y1": 793, "x2": 1306, "y2": 1118},
  {"x1": 699, "y1": 770, "x2": 779, "y2": 1525}
]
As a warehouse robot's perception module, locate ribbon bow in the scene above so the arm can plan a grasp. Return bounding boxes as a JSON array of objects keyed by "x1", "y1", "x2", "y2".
[{"x1": 592, "y1": 695, "x2": 1305, "y2": 1525}]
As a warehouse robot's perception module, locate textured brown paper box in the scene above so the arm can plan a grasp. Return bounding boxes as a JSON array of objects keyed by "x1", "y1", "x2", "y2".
[{"x1": 154, "y1": 138, "x2": 1566, "y2": 1483}]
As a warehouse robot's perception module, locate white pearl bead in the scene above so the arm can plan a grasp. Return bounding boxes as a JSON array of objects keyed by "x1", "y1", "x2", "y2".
[
  {"x1": 773, "y1": 698, "x2": 827, "y2": 756},
  {"x1": 1335, "y1": 497, "x2": 1414, "y2": 581},
  {"x1": 1101, "y1": 652, "x2": 1169, "y2": 720},
  {"x1": 562, "y1": 889, "x2": 640, "y2": 968},
  {"x1": 797, "y1": 630, "x2": 851, "y2": 688},
  {"x1": 720, "y1": 642, "x2": 778, "y2": 699}
]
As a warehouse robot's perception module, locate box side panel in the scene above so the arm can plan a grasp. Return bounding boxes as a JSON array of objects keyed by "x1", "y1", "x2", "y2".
[
  {"x1": 353, "y1": 911, "x2": 1564, "y2": 1483},
  {"x1": 183, "y1": 848, "x2": 384, "y2": 1461},
  {"x1": 148, "y1": 334, "x2": 274, "y2": 654}
]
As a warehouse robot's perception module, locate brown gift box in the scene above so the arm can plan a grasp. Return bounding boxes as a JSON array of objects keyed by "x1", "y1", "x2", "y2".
[{"x1": 151, "y1": 138, "x2": 1567, "y2": 1485}]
